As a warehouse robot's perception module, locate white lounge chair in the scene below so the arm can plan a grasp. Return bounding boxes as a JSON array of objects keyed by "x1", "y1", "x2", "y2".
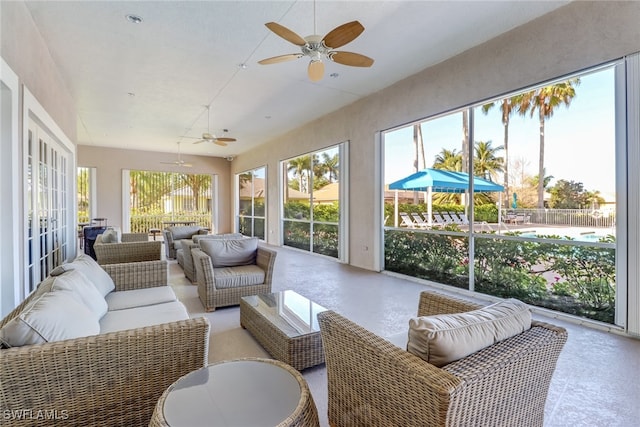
[
  {"x1": 410, "y1": 212, "x2": 431, "y2": 228},
  {"x1": 399, "y1": 212, "x2": 417, "y2": 228},
  {"x1": 432, "y1": 213, "x2": 448, "y2": 227}
]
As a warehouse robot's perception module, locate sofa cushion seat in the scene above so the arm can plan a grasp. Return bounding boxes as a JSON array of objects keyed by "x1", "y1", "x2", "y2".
[
  {"x1": 105, "y1": 286, "x2": 178, "y2": 311},
  {"x1": 213, "y1": 265, "x2": 266, "y2": 289},
  {"x1": 99, "y1": 301, "x2": 189, "y2": 333}
]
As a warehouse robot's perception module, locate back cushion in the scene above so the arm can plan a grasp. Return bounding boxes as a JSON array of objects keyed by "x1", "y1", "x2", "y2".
[
  {"x1": 407, "y1": 298, "x2": 531, "y2": 367},
  {"x1": 0, "y1": 291, "x2": 100, "y2": 347},
  {"x1": 100, "y1": 228, "x2": 120, "y2": 243},
  {"x1": 69, "y1": 254, "x2": 116, "y2": 297},
  {"x1": 51, "y1": 270, "x2": 108, "y2": 319},
  {"x1": 200, "y1": 237, "x2": 258, "y2": 268}
]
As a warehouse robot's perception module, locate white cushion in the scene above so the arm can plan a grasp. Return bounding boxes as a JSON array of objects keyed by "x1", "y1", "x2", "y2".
[
  {"x1": 69, "y1": 254, "x2": 115, "y2": 297},
  {"x1": 99, "y1": 301, "x2": 189, "y2": 333},
  {"x1": 193, "y1": 233, "x2": 244, "y2": 243},
  {"x1": 200, "y1": 237, "x2": 258, "y2": 268},
  {"x1": 51, "y1": 270, "x2": 108, "y2": 319},
  {"x1": 0, "y1": 291, "x2": 100, "y2": 347},
  {"x1": 105, "y1": 286, "x2": 177, "y2": 311},
  {"x1": 407, "y1": 299, "x2": 531, "y2": 367}
]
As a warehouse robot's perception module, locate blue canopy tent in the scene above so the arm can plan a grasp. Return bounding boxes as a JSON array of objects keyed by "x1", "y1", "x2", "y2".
[{"x1": 388, "y1": 168, "x2": 504, "y2": 227}]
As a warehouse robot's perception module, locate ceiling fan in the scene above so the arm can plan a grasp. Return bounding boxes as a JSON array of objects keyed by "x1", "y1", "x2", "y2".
[
  {"x1": 258, "y1": 1, "x2": 374, "y2": 82},
  {"x1": 160, "y1": 142, "x2": 192, "y2": 168},
  {"x1": 183, "y1": 105, "x2": 237, "y2": 147}
]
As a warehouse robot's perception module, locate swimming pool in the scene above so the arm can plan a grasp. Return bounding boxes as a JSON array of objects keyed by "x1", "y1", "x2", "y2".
[{"x1": 518, "y1": 230, "x2": 612, "y2": 242}]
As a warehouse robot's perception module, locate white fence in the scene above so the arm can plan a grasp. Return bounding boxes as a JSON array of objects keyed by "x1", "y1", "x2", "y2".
[{"x1": 502, "y1": 208, "x2": 615, "y2": 228}]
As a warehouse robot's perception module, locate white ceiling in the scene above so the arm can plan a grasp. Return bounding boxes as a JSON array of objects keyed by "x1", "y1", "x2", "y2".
[{"x1": 24, "y1": 0, "x2": 569, "y2": 158}]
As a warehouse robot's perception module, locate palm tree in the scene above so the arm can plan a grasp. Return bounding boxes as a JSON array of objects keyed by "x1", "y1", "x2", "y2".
[
  {"x1": 320, "y1": 152, "x2": 339, "y2": 183},
  {"x1": 473, "y1": 140, "x2": 504, "y2": 181},
  {"x1": 287, "y1": 155, "x2": 311, "y2": 193},
  {"x1": 517, "y1": 79, "x2": 580, "y2": 208},
  {"x1": 433, "y1": 148, "x2": 462, "y2": 171},
  {"x1": 481, "y1": 96, "x2": 520, "y2": 197}
]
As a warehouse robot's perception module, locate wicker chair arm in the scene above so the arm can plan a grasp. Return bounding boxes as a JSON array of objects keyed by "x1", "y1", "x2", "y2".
[
  {"x1": 0, "y1": 317, "x2": 210, "y2": 427},
  {"x1": 318, "y1": 310, "x2": 461, "y2": 427},
  {"x1": 103, "y1": 260, "x2": 168, "y2": 291},
  {"x1": 256, "y1": 246, "x2": 277, "y2": 285},
  {"x1": 192, "y1": 248, "x2": 215, "y2": 289}
]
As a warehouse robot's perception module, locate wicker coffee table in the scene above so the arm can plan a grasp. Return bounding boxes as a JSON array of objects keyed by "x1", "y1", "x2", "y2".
[{"x1": 240, "y1": 290, "x2": 327, "y2": 370}]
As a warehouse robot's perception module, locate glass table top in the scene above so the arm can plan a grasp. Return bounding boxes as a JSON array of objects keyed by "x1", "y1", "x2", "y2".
[
  {"x1": 163, "y1": 360, "x2": 302, "y2": 426},
  {"x1": 242, "y1": 290, "x2": 327, "y2": 338}
]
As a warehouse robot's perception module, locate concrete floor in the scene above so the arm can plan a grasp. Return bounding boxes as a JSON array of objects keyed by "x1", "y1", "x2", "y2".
[{"x1": 170, "y1": 244, "x2": 640, "y2": 427}]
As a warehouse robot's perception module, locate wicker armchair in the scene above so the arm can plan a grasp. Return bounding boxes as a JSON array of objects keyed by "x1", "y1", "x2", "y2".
[
  {"x1": 318, "y1": 291, "x2": 568, "y2": 427},
  {"x1": 162, "y1": 226, "x2": 208, "y2": 259},
  {"x1": 94, "y1": 232, "x2": 161, "y2": 265},
  {"x1": 0, "y1": 261, "x2": 210, "y2": 427},
  {"x1": 191, "y1": 245, "x2": 276, "y2": 311}
]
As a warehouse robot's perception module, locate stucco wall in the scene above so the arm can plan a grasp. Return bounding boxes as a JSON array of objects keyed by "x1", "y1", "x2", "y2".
[
  {"x1": 77, "y1": 145, "x2": 233, "y2": 233},
  {"x1": 231, "y1": 1, "x2": 640, "y2": 271}
]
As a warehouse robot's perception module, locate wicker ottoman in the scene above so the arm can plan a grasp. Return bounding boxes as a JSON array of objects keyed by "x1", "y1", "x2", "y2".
[{"x1": 240, "y1": 290, "x2": 327, "y2": 370}]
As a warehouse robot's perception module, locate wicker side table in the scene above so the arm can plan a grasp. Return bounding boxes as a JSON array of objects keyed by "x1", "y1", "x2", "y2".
[
  {"x1": 240, "y1": 290, "x2": 327, "y2": 370},
  {"x1": 149, "y1": 358, "x2": 319, "y2": 427}
]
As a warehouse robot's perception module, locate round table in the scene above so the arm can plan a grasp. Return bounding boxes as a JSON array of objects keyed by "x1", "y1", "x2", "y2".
[{"x1": 149, "y1": 358, "x2": 319, "y2": 427}]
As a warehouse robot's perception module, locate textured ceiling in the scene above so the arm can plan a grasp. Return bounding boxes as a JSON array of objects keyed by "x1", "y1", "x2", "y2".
[{"x1": 24, "y1": 0, "x2": 568, "y2": 158}]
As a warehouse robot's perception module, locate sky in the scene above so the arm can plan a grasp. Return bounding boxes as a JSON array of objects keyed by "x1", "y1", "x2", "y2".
[{"x1": 383, "y1": 66, "x2": 617, "y2": 196}]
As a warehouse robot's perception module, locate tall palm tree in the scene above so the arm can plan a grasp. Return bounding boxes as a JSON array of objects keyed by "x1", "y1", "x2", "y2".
[
  {"x1": 517, "y1": 79, "x2": 580, "y2": 208},
  {"x1": 473, "y1": 140, "x2": 504, "y2": 181},
  {"x1": 287, "y1": 155, "x2": 311, "y2": 193},
  {"x1": 321, "y1": 152, "x2": 339, "y2": 183},
  {"x1": 481, "y1": 96, "x2": 520, "y2": 197}
]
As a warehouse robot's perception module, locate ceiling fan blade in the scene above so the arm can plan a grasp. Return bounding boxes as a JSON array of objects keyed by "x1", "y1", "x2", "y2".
[
  {"x1": 258, "y1": 53, "x2": 303, "y2": 65},
  {"x1": 330, "y1": 51, "x2": 374, "y2": 67},
  {"x1": 265, "y1": 22, "x2": 306, "y2": 46},
  {"x1": 216, "y1": 137, "x2": 236, "y2": 142},
  {"x1": 323, "y1": 21, "x2": 365, "y2": 49},
  {"x1": 180, "y1": 136, "x2": 201, "y2": 139},
  {"x1": 214, "y1": 140, "x2": 228, "y2": 147},
  {"x1": 308, "y1": 60, "x2": 325, "y2": 82},
  {"x1": 182, "y1": 163, "x2": 193, "y2": 168},
  {"x1": 193, "y1": 140, "x2": 205, "y2": 144}
]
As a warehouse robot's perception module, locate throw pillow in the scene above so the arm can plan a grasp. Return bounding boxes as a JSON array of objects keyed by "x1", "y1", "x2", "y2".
[
  {"x1": 407, "y1": 298, "x2": 531, "y2": 367},
  {"x1": 69, "y1": 254, "x2": 116, "y2": 297},
  {"x1": 0, "y1": 290, "x2": 100, "y2": 347},
  {"x1": 199, "y1": 237, "x2": 258, "y2": 268},
  {"x1": 101, "y1": 228, "x2": 119, "y2": 243}
]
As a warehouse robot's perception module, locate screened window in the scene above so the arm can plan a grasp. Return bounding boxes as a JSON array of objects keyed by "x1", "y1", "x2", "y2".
[
  {"x1": 383, "y1": 65, "x2": 618, "y2": 325},
  {"x1": 128, "y1": 171, "x2": 213, "y2": 232},
  {"x1": 237, "y1": 167, "x2": 266, "y2": 240},
  {"x1": 282, "y1": 144, "x2": 344, "y2": 260}
]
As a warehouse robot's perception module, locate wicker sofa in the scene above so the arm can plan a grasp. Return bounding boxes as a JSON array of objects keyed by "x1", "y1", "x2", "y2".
[
  {"x1": 94, "y1": 232, "x2": 161, "y2": 265},
  {"x1": 191, "y1": 238, "x2": 277, "y2": 311},
  {"x1": 0, "y1": 255, "x2": 210, "y2": 426},
  {"x1": 162, "y1": 225, "x2": 208, "y2": 260},
  {"x1": 318, "y1": 290, "x2": 568, "y2": 427}
]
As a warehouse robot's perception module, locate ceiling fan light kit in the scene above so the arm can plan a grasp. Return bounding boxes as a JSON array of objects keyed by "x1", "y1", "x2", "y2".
[{"x1": 259, "y1": 7, "x2": 374, "y2": 82}]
